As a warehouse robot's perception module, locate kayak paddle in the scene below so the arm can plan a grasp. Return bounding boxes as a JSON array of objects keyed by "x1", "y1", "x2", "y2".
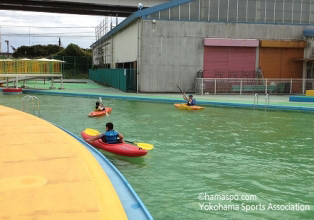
[
  {"x1": 125, "y1": 141, "x2": 154, "y2": 150},
  {"x1": 99, "y1": 97, "x2": 109, "y2": 116},
  {"x1": 177, "y1": 85, "x2": 183, "y2": 94},
  {"x1": 84, "y1": 128, "x2": 154, "y2": 150},
  {"x1": 85, "y1": 128, "x2": 101, "y2": 136},
  {"x1": 177, "y1": 85, "x2": 188, "y2": 100}
]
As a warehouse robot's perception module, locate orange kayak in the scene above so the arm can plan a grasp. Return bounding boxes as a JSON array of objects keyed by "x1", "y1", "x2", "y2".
[
  {"x1": 88, "y1": 108, "x2": 112, "y2": 117},
  {"x1": 174, "y1": 103, "x2": 204, "y2": 110}
]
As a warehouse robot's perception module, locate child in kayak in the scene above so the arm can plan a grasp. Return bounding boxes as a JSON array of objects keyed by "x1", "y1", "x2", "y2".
[
  {"x1": 95, "y1": 101, "x2": 106, "y2": 111},
  {"x1": 183, "y1": 93, "x2": 196, "y2": 106},
  {"x1": 86, "y1": 122, "x2": 124, "y2": 144}
]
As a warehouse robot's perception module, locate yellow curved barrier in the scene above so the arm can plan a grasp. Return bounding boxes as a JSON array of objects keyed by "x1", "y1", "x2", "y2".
[{"x1": 0, "y1": 105, "x2": 127, "y2": 220}]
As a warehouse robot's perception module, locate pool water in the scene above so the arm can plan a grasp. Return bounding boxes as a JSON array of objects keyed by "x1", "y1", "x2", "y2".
[{"x1": 1, "y1": 94, "x2": 313, "y2": 220}]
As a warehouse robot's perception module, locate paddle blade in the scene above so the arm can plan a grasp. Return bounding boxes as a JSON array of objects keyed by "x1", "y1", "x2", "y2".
[
  {"x1": 134, "y1": 142, "x2": 154, "y2": 150},
  {"x1": 84, "y1": 128, "x2": 101, "y2": 136}
]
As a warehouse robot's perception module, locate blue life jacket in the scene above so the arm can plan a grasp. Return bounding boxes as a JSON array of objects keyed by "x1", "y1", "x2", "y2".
[
  {"x1": 187, "y1": 99, "x2": 196, "y2": 106},
  {"x1": 101, "y1": 130, "x2": 119, "y2": 144}
]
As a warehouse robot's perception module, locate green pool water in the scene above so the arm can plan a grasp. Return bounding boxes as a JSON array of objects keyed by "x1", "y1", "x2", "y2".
[{"x1": 1, "y1": 94, "x2": 313, "y2": 220}]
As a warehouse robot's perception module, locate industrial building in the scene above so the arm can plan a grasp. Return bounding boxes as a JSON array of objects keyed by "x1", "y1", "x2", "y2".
[{"x1": 91, "y1": 0, "x2": 314, "y2": 93}]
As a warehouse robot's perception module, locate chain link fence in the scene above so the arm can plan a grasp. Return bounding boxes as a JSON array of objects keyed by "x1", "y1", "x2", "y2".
[{"x1": 51, "y1": 56, "x2": 92, "y2": 79}]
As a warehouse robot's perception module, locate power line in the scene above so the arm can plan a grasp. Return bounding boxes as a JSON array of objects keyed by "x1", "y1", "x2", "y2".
[
  {"x1": 1, "y1": 34, "x2": 95, "y2": 38},
  {"x1": 3, "y1": 32, "x2": 94, "y2": 34},
  {"x1": 0, "y1": 25, "x2": 96, "y2": 28}
]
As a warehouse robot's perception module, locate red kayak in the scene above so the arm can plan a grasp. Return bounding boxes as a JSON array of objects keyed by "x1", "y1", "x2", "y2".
[
  {"x1": 88, "y1": 108, "x2": 112, "y2": 117},
  {"x1": 81, "y1": 131, "x2": 148, "y2": 157}
]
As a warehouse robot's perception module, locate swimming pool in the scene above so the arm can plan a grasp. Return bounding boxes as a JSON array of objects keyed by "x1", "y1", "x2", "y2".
[{"x1": 1, "y1": 93, "x2": 313, "y2": 219}]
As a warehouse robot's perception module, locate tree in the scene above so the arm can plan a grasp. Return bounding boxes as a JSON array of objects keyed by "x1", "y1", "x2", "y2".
[
  {"x1": 53, "y1": 43, "x2": 91, "y2": 57},
  {"x1": 12, "y1": 44, "x2": 61, "y2": 58},
  {"x1": 51, "y1": 44, "x2": 93, "y2": 79}
]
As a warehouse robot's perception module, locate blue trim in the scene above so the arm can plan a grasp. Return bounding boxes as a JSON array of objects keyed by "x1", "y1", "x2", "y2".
[
  {"x1": 54, "y1": 124, "x2": 153, "y2": 220},
  {"x1": 2, "y1": 92, "x2": 22, "y2": 94},
  {"x1": 303, "y1": 29, "x2": 314, "y2": 37},
  {"x1": 289, "y1": 96, "x2": 314, "y2": 102},
  {"x1": 22, "y1": 89, "x2": 314, "y2": 112},
  {"x1": 143, "y1": 17, "x2": 314, "y2": 26},
  {"x1": 91, "y1": 0, "x2": 193, "y2": 48}
]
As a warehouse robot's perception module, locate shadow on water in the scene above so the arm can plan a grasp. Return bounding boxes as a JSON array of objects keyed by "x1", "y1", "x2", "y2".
[{"x1": 98, "y1": 149, "x2": 148, "y2": 168}]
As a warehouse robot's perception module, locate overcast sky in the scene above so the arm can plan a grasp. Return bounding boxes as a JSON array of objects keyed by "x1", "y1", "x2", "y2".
[{"x1": 0, "y1": 10, "x2": 124, "y2": 53}]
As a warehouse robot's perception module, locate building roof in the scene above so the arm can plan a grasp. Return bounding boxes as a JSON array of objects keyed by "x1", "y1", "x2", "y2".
[{"x1": 91, "y1": 0, "x2": 192, "y2": 48}]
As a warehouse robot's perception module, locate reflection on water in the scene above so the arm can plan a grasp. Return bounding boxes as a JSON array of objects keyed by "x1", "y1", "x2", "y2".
[{"x1": 1, "y1": 94, "x2": 314, "y2": 220}]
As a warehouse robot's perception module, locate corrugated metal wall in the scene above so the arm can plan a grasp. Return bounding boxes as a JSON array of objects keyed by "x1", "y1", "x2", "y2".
[
  {"x1": 203, "y1": 46, "x2": 256, "y2": 78},
  {"x1": 89, "y1": 68, "x2": 137, "y2": 92},
  {"x1": 259, "y1": 47, "x2": 304, "y2": 78}
]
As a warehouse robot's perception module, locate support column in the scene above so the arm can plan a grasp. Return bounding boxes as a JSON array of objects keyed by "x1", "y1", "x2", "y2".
[
  {"x1": 58, "y1": 76, "x2": 65, "y2": 90},
  {"x1": 49, "y1": 77, "x2": 56, "y2": 89},
  {"x1": 21, "y1": 79, "x2": 27, "y2": 88}
]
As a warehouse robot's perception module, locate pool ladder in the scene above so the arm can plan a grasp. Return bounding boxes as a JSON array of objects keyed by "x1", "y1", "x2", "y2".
[
  {"x1": 22, "y1": 95, "x2": 40, "y2": 116},
  {"x1": 265, "y1": 94, "x2": 270, "y2": 111},
  {"x1": 254, "y1": 93, "x2": 258, "y2": 110},
  {"x1": 254, "y1": 93, "x2": 270, "y2": 111}
]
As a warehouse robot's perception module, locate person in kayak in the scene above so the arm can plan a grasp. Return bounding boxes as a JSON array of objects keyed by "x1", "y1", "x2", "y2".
[
  {"x1": 95, "y1": 101, "x2": 106, "y2": 111},
  {"x1": 183, "y1": 93, "x2": 196, "y2": 106},
  {"x1": 86, "y1": 122, "x2": 124, "y2": 144}
]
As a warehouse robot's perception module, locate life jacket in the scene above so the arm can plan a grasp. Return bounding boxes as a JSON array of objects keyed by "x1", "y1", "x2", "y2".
[
  {"x1": 187, "y1": 99, "x2": 196, "y2": 106},
  {"x1": 101, "y1": 130, "x2": 118, "y2": 144},
  {"x1": 95, "y1": 106, "x2": 105, "y2": 111}
]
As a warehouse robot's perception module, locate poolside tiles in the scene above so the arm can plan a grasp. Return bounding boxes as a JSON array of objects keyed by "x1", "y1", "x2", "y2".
[{"x1": 0, "y1": 105, "x2": 127, "y2": 220}]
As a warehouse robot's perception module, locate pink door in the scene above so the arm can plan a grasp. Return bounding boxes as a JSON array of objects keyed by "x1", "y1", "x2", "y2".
[{"x1": 203, "y1": 46, "x2": 256, "y2": 78}]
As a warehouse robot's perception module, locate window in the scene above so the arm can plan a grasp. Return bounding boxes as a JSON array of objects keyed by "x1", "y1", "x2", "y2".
[
  {"x1": 275, "y1": 0, "x2": 284, "y2": 23},
  {"x1": 190, "y1": 0, "x2": 200, "y2": 20},
  {"x1": 209, "y1": 0, "x2": 219, "y2": 21},
  {"x1": 284, "y1": 0, "x2": 293, "y2": 23},
  {"x1": 170, "y1": 6, "x2": 180, "y2": 20},
  {"x1": 219, "y1": 0, "x2": 229, "y2": 21},
  {"x1": 265, "y1": 0, "x2": 275, "y2": 23},
  {"x1": 229, "y1": 0, "x2": 238, "y2": 21},
  {"x1": 292, "y1": 0, "x2": 301, "y2": 24},
  {"x1": 180, "y1": 3, "x2": 190, "y2": 20},
  {"x1": 301, "y1": 0, "x2": 310, "y2": 24},
  {"x1": 247, "y1": 0, "x2": 257, "y2": 22},
  {"x1": 200, "y1": 0, "x2": 210, "y2": 21}
]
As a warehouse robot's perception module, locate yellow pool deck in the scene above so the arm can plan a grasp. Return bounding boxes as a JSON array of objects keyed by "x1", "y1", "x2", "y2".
[{"x1": 0, "y1": 105, "x2": 127, "y2": 220}]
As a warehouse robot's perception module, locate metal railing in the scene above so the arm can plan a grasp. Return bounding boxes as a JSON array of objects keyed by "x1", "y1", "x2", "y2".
[
  {"x1": 22, "y1": 95, "x2": 40, "y2": 116},
  {"x1": 195, "y1": 78, "x2": 314, "y2": 95},
  {"x1": 254, "y1": 93, "x2": 258, "y2": 110},
  {"x1": 265, "y1": 94, "x2": 270, "y2": 112}
]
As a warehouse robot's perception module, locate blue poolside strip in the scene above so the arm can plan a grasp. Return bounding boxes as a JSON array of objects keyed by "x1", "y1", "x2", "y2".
[
  {"x1": 289, "y1": 96, "x2": 314, "y2": 102},
  {"x1": 23, "y1": 89, "x2": 314, "y2": 112},
  {"x1": 54, "y1": 124, "x2": 154, "y2": 220}
]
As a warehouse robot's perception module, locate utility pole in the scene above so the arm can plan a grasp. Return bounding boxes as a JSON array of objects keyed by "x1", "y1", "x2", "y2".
[
  {"x1": 58, "y1": 37, "x2": 62, "y2": 51},
  {"x1": 5, "y1": 40, "x2": 9, "y2": 58}
]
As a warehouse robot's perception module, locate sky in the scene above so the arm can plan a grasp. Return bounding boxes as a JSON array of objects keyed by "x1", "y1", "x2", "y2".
[{"x1": 0, "y1": 10, "x2": 124, "y2": 53}]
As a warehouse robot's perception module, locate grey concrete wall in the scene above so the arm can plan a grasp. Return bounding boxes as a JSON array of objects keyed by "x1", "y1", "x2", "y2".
[
  {"x1": 139, "y1": 20, "x2": 308, "y2": 92},
  {"x1": 140, "y1": 21, "x2": 204, "y2": 92}
]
